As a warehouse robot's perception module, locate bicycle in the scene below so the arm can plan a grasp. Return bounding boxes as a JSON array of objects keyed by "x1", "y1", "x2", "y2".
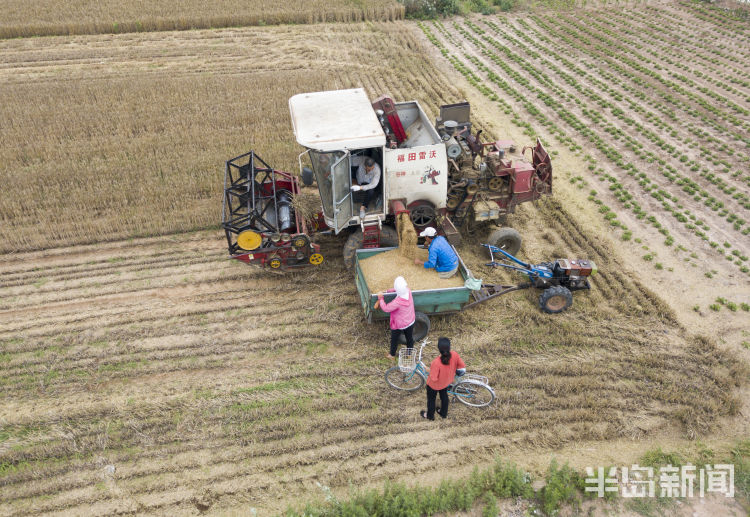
[{"x1": 384, "y1": 339, "x2": 495, "y2": 407}]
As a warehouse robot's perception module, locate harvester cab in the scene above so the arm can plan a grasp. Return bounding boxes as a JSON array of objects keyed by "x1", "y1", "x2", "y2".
[{"x1": 289, "y1": 88, "x2": 449, "y2": 235}]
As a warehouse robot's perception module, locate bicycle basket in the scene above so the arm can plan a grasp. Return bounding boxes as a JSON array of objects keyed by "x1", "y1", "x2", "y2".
[
  {"x1": 458, "y1": 373, "x2": 488, "y2": 385},
  {"x1": 398, "y1": 347, "x2": 418, "y2": 372}
]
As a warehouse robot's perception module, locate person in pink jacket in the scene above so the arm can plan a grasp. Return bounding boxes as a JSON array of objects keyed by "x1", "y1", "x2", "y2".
[
  {"x1": 376, "y1": 276, "x2": 415, "y2": 359},
  {"x1": 421, "y1": 337, "x2": 465, "y2": 420}
]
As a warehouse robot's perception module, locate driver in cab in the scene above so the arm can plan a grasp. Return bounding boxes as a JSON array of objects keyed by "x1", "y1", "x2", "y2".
[{"x1": 350, "y1": 157, "x2": 381, "y2": 212}]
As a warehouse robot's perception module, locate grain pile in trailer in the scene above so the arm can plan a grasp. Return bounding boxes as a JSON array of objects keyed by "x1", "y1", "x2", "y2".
[{"x1": 359, "y1": 248, "x2": 464, "y2": 293}]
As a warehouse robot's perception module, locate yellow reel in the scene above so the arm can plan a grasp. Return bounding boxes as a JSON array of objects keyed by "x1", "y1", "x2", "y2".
[
  {"x1": 269, "y1": 258, "x2": 282, "y2": 269},
  {"x1": 309, "y1": 253, "x2": 324, "y2": 265},
  {"x1": 237, "y1": 230, "x2": 262, "y2": 251}
]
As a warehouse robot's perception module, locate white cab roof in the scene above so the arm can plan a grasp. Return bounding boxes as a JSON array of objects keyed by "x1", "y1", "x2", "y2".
[{"x1": 289, "y1": 88, "x2": 385, "y2": 152}]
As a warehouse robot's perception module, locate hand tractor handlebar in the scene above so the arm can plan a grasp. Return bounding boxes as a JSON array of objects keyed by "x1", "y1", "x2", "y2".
[{"x1": 482, "y1": 243, "x2": 553, "y2": 279}]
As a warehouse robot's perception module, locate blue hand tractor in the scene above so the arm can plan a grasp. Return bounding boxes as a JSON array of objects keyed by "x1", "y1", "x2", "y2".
[{"x1": 481, "y1": 244, "x2": 597, "y2": 313}]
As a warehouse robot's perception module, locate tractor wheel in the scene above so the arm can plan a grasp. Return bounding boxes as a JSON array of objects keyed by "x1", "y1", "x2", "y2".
[
  {"x1": 342, "y1": 225, "x2": 398, "y2": 269},
  {"x1": 539, "y1": 286, "x2": 573, "y2": 314},
  {"x1": 486, "y1": 227, "x2": 522, "y2": 256},
  {"x1": 398, "y1": 311, "x2": 430, "y2": 344}
]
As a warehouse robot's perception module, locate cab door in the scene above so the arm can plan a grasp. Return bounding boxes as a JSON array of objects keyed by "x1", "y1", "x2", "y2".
[{"x1": 331, "y1": 151, "x2": 352, "y2": 233}]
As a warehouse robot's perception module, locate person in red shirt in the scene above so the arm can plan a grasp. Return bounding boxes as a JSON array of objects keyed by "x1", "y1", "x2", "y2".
[{"x1": 420, "y1": 337, "x2": 465, "y2": 420}]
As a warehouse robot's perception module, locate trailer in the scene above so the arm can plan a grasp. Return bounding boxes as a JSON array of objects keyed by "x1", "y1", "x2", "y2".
[
  {"x1": 354, "y1": 246, "x2": 528, "y2": 340},
  {"x1": 355, "y1": 243, "x2": 596, "y2": 337}
]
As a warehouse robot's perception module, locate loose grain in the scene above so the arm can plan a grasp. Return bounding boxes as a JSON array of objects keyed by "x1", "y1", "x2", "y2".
[
  {"x1": 397, "y1": 212, "x2": 417, "y2": 260},
  {"x1": 359, "y1": 248, "x2": 464, "y2": 293}
]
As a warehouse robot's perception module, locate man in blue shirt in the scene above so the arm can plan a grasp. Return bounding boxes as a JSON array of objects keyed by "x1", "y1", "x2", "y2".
[{"x1": 414, "y1": 227, "x2": 459, "y2": 278}]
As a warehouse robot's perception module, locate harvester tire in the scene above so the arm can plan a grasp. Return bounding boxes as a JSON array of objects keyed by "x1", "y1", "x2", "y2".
[
  {"x1": 486, "y1": 227, "x2": 522, "y2": 256},
  {"x1": 539, "y1": 286, "x2": 573, "y2": 314},
  {"x1": 398, "y1": 311, "x2": 430, "y2": 344},
  {"x1": 342, "y1": 225, "x2": 398, "y2": 269}
]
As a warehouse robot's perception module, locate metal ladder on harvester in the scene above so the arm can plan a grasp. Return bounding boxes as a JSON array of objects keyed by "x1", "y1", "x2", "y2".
[{"x1": 361, "y1": 219, "x2": 382, "y2": 248}]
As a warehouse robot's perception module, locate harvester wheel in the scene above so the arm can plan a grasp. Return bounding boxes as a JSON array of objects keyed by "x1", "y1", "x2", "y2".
[
  {"x1": 398, "y1": 311, "x2": 430, "y2": 344},
  {"x1": 539, "y1": 286, "x2": 573, "y2": 314},
  {"x1": 486, "y1": 227, "x2": 522, "y2": 256},
  {"x1": 309, "y1": 253, "x2": 324, "y2": 265},
  {"x1": 342, "y1": 225, "x2": 398, "y2": 269},
  {"x1": 268, "y1": 258, "x2": 282, "y2": 269}
]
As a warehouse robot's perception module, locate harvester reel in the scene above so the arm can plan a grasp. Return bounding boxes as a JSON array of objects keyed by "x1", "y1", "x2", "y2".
[{"x1": 237, "y1": 230, "x2": 262, "y2": 251}]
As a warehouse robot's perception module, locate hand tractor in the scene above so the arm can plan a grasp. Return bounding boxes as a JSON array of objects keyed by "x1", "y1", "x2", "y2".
[
  {"x1": 481, "y1": 244, "x2": 597, "y2": 313},
  {"x1": 221, "y1": 88, "x2": 553, "y2": 270}
]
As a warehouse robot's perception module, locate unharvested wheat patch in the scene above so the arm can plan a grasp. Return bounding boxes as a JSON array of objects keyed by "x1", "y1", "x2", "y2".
[{"x1": 0, "y1": 23, "x2": 459, "y2": 253}]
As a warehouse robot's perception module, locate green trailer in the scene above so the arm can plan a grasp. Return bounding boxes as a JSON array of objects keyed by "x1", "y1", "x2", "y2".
[{"x1": 354, "y1": 246, "x2": 522, "y2": 341}]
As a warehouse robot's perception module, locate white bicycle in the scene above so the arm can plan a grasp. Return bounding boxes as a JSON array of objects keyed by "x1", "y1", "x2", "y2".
[{"x1": 384, "y1": 339, "x2": 496, "y2": 407}]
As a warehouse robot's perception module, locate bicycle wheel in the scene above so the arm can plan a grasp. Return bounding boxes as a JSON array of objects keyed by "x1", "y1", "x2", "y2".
[
  {"x1": 385, "y1": 366, "x2": 426, "y2": 391},
  {"x1": 453, "y1": 381, "x2": 495, "y2": 407}
]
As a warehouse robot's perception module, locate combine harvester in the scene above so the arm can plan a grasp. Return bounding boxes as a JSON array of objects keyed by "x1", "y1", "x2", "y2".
[
  {"x1": 221, "y1": 88, "x2": 552, "y2": 270},
  {"x1": 221, "y1": 89, "x2": 592, "y2": 327}
]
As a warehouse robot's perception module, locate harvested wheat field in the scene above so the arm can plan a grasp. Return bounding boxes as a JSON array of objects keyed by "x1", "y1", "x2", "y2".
[
  {"x1": 0, "y1": 205, "x2": 747, "y2": 514},
  {"x1": 2, "y1": 1, "x2": 750, "y2": 515}
]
